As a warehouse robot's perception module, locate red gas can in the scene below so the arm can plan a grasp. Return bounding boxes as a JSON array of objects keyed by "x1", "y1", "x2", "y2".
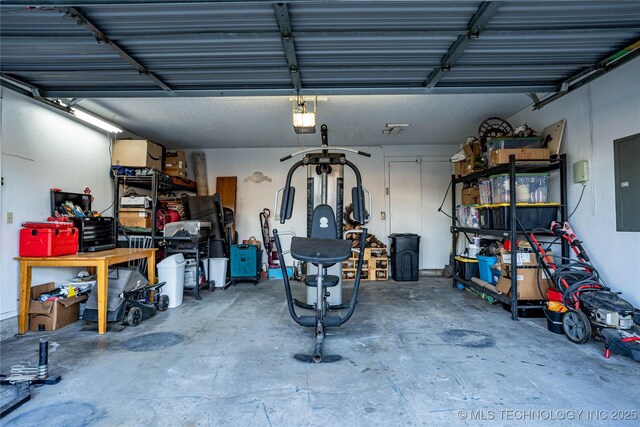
[{"x1": 19, "y1": 222, "x2": 79, "y2": 257}]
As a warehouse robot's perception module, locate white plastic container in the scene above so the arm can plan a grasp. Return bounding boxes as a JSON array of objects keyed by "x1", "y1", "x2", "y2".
[
  {"x1": 207, "y1": 258, "x2": 228, "y2": 288},
  {"x1": 157, "y1": 253, "x2": 186, "y2": 308}
]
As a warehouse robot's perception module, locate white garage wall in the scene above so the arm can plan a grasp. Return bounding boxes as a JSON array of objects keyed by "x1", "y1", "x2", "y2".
[
  {"x1": 189, "y1": 143, "x2": 457, "y2": 269},
  {"x1": 0, "y1": 89, "x2": 114, "y2": 338},
  {"x1": 189, "y1": 146, "x2": 386, "y2": 267},
  {"x1": 508, "y1": 58, "x2": 640, "y2": 307}
]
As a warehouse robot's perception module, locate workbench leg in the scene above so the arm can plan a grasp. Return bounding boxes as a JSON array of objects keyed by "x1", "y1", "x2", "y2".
[
  {"x1": 97, "y1": 261, "x2": 109, "y2": 335},
  {"x1": 148, "y1": 251, "x2": 156, "y2": 284},
  {"x1": 18, "y1": 262, "x2": 32, "y2": 334}
]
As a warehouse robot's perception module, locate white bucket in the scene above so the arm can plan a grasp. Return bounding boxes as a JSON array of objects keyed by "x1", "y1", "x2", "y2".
[
  {"x1": 206, "y1": 258, "x2": 228, "y2": 288},
  {"x1": 157, "y1": 253, "x2": 186, "y2": 308},
  {"x1": 467, "y1": 244, "x2": 480, "y2": 259}
]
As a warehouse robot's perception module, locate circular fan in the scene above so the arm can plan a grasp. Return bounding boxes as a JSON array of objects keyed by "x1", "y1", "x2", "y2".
[{"x1": 478, "y1": 117, "x2": 514, "y2": 146}]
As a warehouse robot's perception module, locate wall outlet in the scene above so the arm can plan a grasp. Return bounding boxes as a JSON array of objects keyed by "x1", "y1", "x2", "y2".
[
  {"x1": 380, "y1": 211, "x2": 386, "y2": 220},
  {"x1": 573, "y1": 160, "x2": 589, "y2": 184},
  {"x1": 6, "y1": 212, "x2": 13, "y2": 224}
]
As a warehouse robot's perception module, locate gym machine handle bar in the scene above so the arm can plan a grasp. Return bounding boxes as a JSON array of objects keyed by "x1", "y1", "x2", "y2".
[{"x1": 280, "y1": 147, "x2": 371, "y2": 163}]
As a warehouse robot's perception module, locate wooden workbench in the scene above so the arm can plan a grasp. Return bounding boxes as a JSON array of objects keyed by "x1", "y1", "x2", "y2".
[{"x1": 16, "y1": 248, "x2": 157, "y2": 335}]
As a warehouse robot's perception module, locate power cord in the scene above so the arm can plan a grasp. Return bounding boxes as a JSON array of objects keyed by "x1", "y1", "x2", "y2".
[
  {"x1": 567, "y1": 184, "x2": 587, "y2": 219},
  {"x1": 100, "y1": 132, "x2": 116, "y2": 215},
  {"x1": 437, "y1": 181, "x2": 453, "y2": 219}
]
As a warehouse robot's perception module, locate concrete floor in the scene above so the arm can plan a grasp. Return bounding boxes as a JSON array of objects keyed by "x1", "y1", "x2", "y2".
[{"x1": 1, "y1": 277, "x2": 639, "y2": 426}]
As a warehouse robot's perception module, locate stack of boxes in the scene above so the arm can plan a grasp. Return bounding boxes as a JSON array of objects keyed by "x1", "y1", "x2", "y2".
[
  {"x1": 111, "y1": 139, "x2": 189, "y2": 229},
  {"x1": 495, "y1": 249, "x2": 554, "y2": 300},
  {"x1": 111, "y1": 139, "x2": 188, "y2": 180}
]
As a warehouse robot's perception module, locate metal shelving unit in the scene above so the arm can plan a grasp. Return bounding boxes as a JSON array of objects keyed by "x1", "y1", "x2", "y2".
[
  {"x1": 113, "y1": 171, "x2": 213, "y2": 300},
  {"x1": 450, "y1": 154, "x2": 569, "y2": 320},
  {"x1": 113, "y1": 171, "x2": 197, "y2": 241}
]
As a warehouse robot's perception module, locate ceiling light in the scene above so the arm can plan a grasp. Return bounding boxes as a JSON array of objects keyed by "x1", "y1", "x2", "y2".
[
  {"x1": 292, "y1": 95, "x2": 316, "y2": 134},
  {"x1": 71, "y1": 107, "x2": 123, "y2": 133}
]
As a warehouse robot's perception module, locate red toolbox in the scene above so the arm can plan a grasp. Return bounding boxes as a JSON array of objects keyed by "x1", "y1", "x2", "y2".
[{"x1": 19, "y1": 222, "x2": 79, "y2": 257}]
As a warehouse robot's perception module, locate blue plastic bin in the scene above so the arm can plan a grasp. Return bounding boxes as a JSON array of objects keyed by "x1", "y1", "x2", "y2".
[{"x1": 477, "y1": 255, "x2": 498, "y2": 283}]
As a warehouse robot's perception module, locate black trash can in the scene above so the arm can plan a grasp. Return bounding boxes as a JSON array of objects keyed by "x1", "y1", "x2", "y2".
[{"x1": 389, "y1": 233, "x2": 421, "y2": 281}]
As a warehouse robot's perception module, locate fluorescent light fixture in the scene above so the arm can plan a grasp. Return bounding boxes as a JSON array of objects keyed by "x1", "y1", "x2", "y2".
[
  {"x1": 71, "y1": 108, "x2": 123, "y2": 133},
  {"x1": 292, "y1": 95, "x2": 317, "y2": 134}
]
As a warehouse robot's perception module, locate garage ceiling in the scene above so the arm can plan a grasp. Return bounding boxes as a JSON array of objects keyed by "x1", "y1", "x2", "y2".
[{"x1": 1, "y1": 1, "x2": 639, "y2": 148}]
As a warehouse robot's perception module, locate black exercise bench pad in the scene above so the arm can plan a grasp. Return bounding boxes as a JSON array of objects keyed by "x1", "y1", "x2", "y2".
[
  {"x1": 304, "y1": 275, "x2": 340, "y2": 287},
  {"x1": 290, "y1": 237, "x2": 353, "y2": 264}
]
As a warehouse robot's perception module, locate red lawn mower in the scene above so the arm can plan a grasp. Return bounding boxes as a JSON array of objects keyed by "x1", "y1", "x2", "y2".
[{"x1": 524, "y1": 221, "x2": 639, "y2": 361}]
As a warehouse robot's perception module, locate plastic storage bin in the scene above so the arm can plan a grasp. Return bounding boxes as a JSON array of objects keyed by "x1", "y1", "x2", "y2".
[
  {"x1": 389, "y1": 233, "x2": 420, "y2": 281},
  {"x1": 478, "y1": 179, "x2": 492, "y2": 205},
  {"x1": 204, "y1": 258, "x2": 228, "y2": 288},
  {"x1": 456, "y1": 205, "x2": 480, "y2": 228},
  {"x1": 486, "y1": 137, "x2": 544, "y2": 152},
  {"x1": 19, "y1": 222, "x2": 79, "y2": 257},
  {"x1": 477, "y1": 205, "x2": 492, "y2": 229},
  {"x1": 477, "y1": 255, "x2": 498, "y2": 284},
  {"x1": 490, "y1": 203, "x2": 559, "y2": 230},
  {"x1": 490, "y1": 173, "x2": 549, "y2": 204},
  {"x1": 268, "y1": 266, "x2": 293, "y2": 279},
  {"x1": 157, "y1": 253, "x2": 186, "y2": 308},
  {"x1": 455, "y1": 256, "x2": 479, "y2": 286}
]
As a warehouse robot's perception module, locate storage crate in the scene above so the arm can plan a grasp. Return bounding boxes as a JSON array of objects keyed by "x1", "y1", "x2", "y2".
[
  {"x1": 456, "y1": 205, "x2": 480, "y2": 228},
  {"x1": 486, "y1": 137, "x2": 544, "y2": 152},
  {"x1": 455, "y1": 256, "x2": 479, "y2": 282},
  {"x1": 490, "y1": 173, "x2": 549, "y2": 204},
  {"x1": 477, "y1": 255, "x2": 498, "y2": 284},
  {"x1": 478, "y1": 179, "x2": 492, "y2": 205},
  {"x1": 477, "y1": 205, "x2": 493, "y2": 229},
  {"x1": 20, "y1": 222, "x2": 79, "y2": 257},
  {"x1": 490, "y1": 203, "x2": 559, "y2": 230}
]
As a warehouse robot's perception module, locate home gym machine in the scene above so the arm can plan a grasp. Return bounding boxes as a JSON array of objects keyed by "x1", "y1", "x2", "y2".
[{"x1": 273, "y1": 124, "x2": 371, "y2": 363}]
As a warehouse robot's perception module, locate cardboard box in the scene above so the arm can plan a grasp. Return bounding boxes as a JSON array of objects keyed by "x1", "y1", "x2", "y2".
[
  {"x1": 496, "y1": 267, "x2": 553, "y2": 300},
  {"x1": 163, "y1": 150, "x2": 188, "y2": 178},
  {"x1": 500, "y1": 249, "x2": 552, "y2": 274},
  {"x1": 163, "y1": 168, "x2": 187, "y2": 179},
  {"x1": 461, "y1": 187, "x2": 480, "y2": 205},
  {"x1": 463, "y1": 141, "x2": 482, "y2": 158},
  {"x1": 119, "y1": 208, "x2": 152, "y2": 228},
  {"x1": 29, "y1": 283, "x2": 88, "y2": 331},
  {"x1": 489, "y1": 148, "x2": 550, "y2": 167},
  {"x1": 453, "y1": 161, "x2": 465, "y2": 177},
  {"x1": 112, "y1": 139, "x2": 163, "y2": 170},
  {"x1": 164, "y1": 150, "x2": 187, "y2": 169}
]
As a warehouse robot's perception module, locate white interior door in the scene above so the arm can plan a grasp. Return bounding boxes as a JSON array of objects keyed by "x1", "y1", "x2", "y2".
[
  {"x1": 389, "y1": 160, "x2": 422, "y2": 268},
  {"x1": 420, "y1": 160, "x2": 452, "y2": 269},
  {"x1": 388, "y1": 159, "x2": 452, "y2": 271}
]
